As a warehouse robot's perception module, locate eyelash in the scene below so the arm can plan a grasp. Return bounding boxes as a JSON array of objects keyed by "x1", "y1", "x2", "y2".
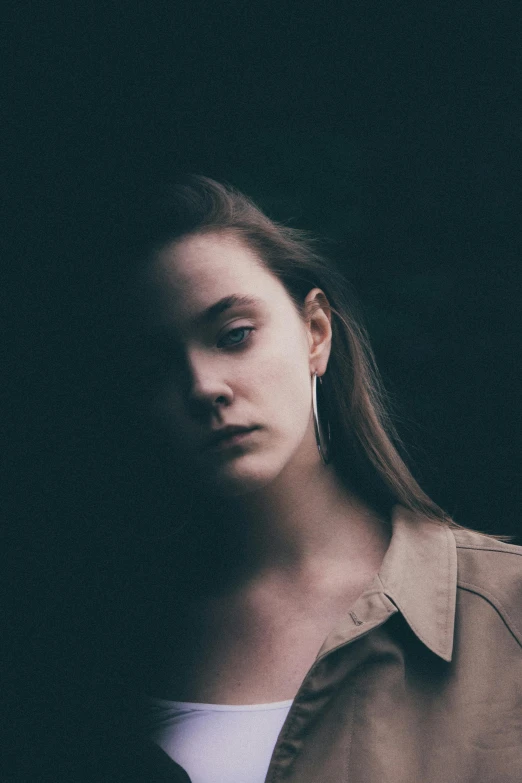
[{"x1": 218, "y1": 326, "x2": 255, "y2": 348}]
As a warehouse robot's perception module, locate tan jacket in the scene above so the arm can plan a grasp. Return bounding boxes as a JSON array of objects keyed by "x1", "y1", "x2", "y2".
[{"x1": 138, "y1": 505, "x2": 522, "y2": 782}]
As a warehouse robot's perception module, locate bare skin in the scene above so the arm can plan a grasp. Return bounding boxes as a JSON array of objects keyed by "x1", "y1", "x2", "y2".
[
  {"x1": 142, "y1": 231, "x2": 392, "y2": 704},
  {"x1": 151, "y1": 495, "x2": 390, "y2": 704}
]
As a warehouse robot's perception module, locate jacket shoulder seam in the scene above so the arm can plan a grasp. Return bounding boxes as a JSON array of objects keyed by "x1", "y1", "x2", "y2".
[
  {"x1": 457, "y1": 579, "x2": 522, "y2": 650},
  {"x1": 456, "y1": 542, "x2": 522, "y2": 556}
]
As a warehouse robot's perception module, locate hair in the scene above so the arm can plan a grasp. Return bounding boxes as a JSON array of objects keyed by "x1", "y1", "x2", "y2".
[{"x1": 119, "y1": 174, "x2": 499, "y2": 536}]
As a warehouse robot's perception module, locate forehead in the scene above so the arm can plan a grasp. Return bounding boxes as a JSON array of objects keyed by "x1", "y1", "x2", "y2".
[{"x1": 146, "y1": 231, "x2": 289, "y2": 327}]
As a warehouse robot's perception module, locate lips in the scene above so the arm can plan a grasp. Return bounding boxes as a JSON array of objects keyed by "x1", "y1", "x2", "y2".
[{"x1": 205, "y1": 425, "x2": 258, "y2": 449}]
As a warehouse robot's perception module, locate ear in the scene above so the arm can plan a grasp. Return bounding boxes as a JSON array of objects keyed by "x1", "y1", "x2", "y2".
[{"x1": 303, "y1": 288, "x2": 332, "y2": 376}]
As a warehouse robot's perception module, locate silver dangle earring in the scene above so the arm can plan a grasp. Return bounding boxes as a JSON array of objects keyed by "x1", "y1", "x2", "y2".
[{"x1": 312, "y1": 372, "x2": 331, "y2": 464}]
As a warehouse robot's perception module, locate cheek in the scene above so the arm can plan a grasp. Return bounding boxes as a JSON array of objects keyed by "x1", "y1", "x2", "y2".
[{"x1": 253, "y1": 333, "x2": 312, "y2": 429}]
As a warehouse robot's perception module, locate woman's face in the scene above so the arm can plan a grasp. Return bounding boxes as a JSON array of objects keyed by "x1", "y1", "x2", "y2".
[{"x1": 140, "y1": 230, "x2": 331, "y2": 496}]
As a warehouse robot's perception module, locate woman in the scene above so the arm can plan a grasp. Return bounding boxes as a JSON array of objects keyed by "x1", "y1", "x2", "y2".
[{"x1": 111, "y1": 176, "x2": 522, "y2": 783}]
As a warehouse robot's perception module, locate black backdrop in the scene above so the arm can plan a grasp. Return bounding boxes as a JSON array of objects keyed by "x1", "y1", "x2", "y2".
[
  {"x1": 5, "y1": 2, "x2": 520, "y2": 537},
  {"x1": 3, "y1": 3, "x2": 521, "y2": 775}
]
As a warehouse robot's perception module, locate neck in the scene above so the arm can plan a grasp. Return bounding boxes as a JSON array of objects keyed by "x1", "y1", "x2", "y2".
[{"x1": 214, "y1": 446, "x2": 391, "y2": 587}]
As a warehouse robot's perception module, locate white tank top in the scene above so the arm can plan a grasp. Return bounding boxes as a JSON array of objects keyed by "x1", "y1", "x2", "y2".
[{"x1": 145, "y1": 696, "x2": 293, "y2": 783}]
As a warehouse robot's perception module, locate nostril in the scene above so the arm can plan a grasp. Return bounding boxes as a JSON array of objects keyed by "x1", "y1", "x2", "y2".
[{"x1": 188, "y1": 392, "x2": 228, "y2": 414}]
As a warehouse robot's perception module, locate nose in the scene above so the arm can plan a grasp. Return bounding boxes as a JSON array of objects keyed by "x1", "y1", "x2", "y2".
[{"x1": 185, "y1": 348, "x2": 232, "y2": 415}]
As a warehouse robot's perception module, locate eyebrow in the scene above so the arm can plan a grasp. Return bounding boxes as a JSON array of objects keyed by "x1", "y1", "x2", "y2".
[{"x1": 194, "y1": 294, "x2": 264, "y2": 326}]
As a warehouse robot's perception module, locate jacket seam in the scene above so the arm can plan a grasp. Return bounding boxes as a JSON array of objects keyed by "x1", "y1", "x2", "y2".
[
  {"x1": 456, "y1": 543, "x2": 522, "y2": 556},
  {"x1": 457, "y1": 580, "x2": 522, "y2": 650},
  {"x1": 443, "y1": 525, "x2": 454, "y2": 654}
]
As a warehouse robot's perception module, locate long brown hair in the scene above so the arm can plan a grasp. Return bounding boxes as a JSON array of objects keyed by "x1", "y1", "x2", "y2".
[{"x1": 123, "y1": 175, "x2": 483, "y2": 533}]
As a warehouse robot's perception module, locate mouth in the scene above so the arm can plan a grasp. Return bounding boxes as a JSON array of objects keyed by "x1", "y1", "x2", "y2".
[{"x1": 204, "y1": 425, "x2": 259, "y2": 451}]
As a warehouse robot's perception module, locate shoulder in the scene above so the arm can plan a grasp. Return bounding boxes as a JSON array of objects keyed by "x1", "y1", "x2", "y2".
[
  {"x1": 453, "y1": 526, "x2": 522, "y2": 580},
  {"x1": 452, "y1": 527, "x2": 522, "y2": 648}
]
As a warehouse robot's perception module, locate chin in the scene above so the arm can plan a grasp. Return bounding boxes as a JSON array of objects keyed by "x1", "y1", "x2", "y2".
[
  {"x1": 210, "y1": 470, "x2": 275, "y2": 498},
  {"x1": 207, "y1": 454, "x2": 285, "y2": 498}
]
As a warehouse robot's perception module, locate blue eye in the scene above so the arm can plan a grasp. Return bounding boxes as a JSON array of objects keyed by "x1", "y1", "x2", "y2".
[{"x1": 218, "y1": 326, "x2": 254, "y2": 348}]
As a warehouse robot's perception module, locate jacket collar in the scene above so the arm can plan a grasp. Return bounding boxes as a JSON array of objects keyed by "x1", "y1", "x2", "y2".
[{"x1": 376, "y1": 504, "x2": 458, "y2": 661}]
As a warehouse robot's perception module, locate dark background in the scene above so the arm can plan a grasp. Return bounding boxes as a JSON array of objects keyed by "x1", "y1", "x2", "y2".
[
  {"x1": 3, "y1": 2, "x2": 521, "y2": 776},
  {"x1": 5, "y1": 2, "x2": 520, "y2": 537}
]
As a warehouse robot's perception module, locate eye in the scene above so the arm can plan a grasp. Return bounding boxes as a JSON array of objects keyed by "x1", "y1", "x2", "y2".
[{"x1": 218, "y1": 326, "x2": 254, "y2": 348}]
